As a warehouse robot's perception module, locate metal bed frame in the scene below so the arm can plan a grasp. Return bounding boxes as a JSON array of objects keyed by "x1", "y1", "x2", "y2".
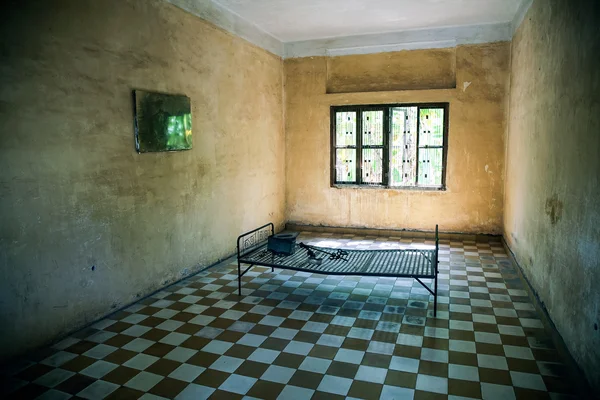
[{"x1": 236, "y1": 223, "x2": 440, "y2": 316}]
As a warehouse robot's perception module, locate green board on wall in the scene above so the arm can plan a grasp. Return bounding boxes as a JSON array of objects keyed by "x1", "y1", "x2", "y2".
[{"x1": 134, "y1": 90, "x2": 192, "y2": 153}]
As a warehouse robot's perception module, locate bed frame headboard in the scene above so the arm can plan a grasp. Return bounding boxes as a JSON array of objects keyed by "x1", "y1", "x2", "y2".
[{"x1": 237, "y1": 222, "x2": 274, "y2": 258}]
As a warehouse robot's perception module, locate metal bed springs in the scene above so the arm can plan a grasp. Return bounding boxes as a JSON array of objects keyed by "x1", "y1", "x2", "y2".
[{"x1": 236, "y1": 223, "x2": 440, "y2": 316}]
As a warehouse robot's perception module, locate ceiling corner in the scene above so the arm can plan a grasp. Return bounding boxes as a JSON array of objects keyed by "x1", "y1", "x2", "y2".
[
  {"x1": 511, "y1": 0, "x2": 534, "y2": 34},
  {"x1": 164, "y1": 0, "x2": 285, "y2": 57}
]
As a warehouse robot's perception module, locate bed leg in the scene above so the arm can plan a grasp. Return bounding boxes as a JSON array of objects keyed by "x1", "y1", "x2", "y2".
[
  {"x1": 433, "y1": 270, "x2": 438, "y2": 317},
  {"x1": 434, "y1": 224, "x2": 439, "y2": 317},
  {"x1": 238, "y1": 261, "x2": 242, "y2": 296}
]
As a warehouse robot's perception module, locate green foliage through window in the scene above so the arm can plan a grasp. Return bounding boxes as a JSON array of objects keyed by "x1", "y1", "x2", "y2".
[
  {"x1": 332, "y1": 104, "x2": 447, "y2": 189},
  {"x1": 134, "y1": 90, "x2": 192, "y2": 153}
]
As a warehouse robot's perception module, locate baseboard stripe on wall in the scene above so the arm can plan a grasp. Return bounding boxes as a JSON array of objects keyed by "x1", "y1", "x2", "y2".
[
  {"x1": 501, "y1": 238, "x2": 594, "y2": 398},
  {"x1": 286, "y1": 223, "x2": 502, "y2": 243},
  {"x1": 0, "y1": 253, "x2": 238, "y2": 369}
]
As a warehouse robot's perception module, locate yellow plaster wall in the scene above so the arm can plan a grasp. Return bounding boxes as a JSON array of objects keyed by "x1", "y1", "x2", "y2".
[
  {"x1": 0, "y1": 0, "x2": 284, "y2": 359},
  {"x1": 285, "y1": 43, "x2": 510, "y2": 234},
  {"x1": 326, "y1": 47, "x2": 456, "y2": 93}
]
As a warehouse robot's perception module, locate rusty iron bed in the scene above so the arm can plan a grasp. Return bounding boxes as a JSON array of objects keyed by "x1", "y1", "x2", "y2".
[{"x1": 236, "y1": 223, "x2": 440, "y2": 316}]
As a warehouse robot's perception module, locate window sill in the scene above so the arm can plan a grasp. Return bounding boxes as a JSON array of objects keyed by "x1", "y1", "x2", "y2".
[{"x1": 332, "y1": 184, "x2": 446, "y2": 191}]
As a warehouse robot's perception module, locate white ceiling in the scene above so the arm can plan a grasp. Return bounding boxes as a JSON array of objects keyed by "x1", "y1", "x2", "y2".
[
  {"x1": 212, "y1": 0, "x2": 525, "y2": 42},
  {"x1": 166, "y1": 0, "x2": 532, "y2": 57}
]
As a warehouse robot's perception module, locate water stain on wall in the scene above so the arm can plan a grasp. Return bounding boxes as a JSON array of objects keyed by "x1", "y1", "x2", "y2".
[
  {"x1": 545, "y1": 195, "x2": 563, "y2": 225},
  {"x1": 504, "y1": 0, "x2": 600, "y2": 391}
]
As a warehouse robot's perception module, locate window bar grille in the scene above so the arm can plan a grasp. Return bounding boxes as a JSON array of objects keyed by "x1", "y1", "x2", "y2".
[
  {"x1": 357, "y1": 108, "x2": 363, "y2": 184},
  {"x1": 331, "y1": 103, "x2": 447, "y2": 189},
  {"x1": 416, "y1": 106, "x2": 421, "y2": 186},
  {"x1": 383, "y1": 108, "x2": 390, "y2": 186}
]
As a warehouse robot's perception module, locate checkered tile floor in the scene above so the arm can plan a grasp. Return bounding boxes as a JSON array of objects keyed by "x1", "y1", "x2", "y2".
[{"x1": 1, "y1": 232, "x2": 579, "y2": 399}]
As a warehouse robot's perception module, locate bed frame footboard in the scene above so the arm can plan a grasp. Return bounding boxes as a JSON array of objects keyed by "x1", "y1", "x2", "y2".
[
  {"x1": 411, "y1": 225, "x2": 439, "y2": 316},
  {"x1": 236, "y1": 223, "x2": 274, "y2": 295},
  {"x1": 435, "y1": 224, "x2": 439, "y2": 316}
]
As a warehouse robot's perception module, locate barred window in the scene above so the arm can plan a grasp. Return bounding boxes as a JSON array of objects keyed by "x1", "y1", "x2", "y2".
[{"x1": 331, "y1": 103, "x2": 448, "y2": 189}]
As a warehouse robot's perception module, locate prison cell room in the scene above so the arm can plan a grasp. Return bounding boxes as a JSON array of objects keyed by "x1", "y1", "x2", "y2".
[{"x1": 0, "y1": 0, "x2": 598, "y2": 399}]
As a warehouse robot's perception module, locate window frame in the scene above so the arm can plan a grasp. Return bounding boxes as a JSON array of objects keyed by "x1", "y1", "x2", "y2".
[{"x1": 330, "y1": 102, "x2": 449, "y2": 190}]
